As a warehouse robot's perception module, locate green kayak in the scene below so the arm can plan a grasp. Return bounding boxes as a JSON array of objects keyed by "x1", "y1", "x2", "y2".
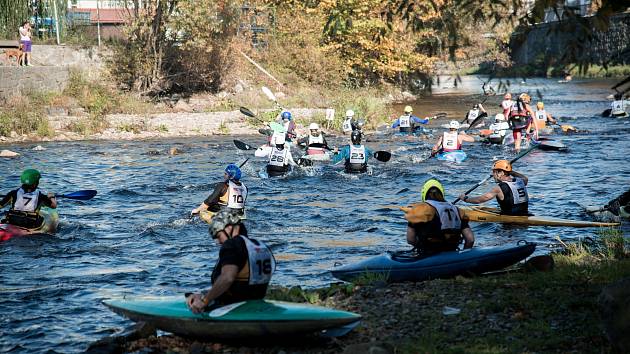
[{"x1": 104, "y1": 296, "x2": 361, "y2": 339}]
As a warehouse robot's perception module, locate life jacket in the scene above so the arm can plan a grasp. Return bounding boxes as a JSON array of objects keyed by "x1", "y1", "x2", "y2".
[
  {"x1": 398, "y1": 115, "x2": 412, "y2": 132},
  {"x1": 267, "y1": 146, "x2": 290, "y2": 172},
  {"x1": 345, "y1": 145, "x2": 367, "y2": 173},
  {"x1": 306, "y1": 134, "x2": 325, "y2": 155},
  {"x1": 611, "y1": 100, "x2": 626, "y2": 116},
  {"x1": 412, "y1": 201, "x2": 463, "y2": 252},
  {"x1": 222, "y1": 180, "x2": 247, "y2": 210},
  {"x1": 509, "y1": 100, "x2": 529, "y2": 130},
  {"x1": 501, "y1": 100, "x2": 513, "y2": 116},
  {"x1": 497, "y1": 177, "x2": 529, "y2": 215},
  {"x1": 442, "y1": 131, "x2": 460, "y2": 152},
  {"x1": 342, "y1": 119, "x2": 353, "y2": 133},
  {"x1": 534, "y1": 109, "x2": 547, "y2": 130},
  {"x1": 467, "y1": 109, "x2": 480, "y2": 124},
  {"x1": 13, "y1": 188, "x2": 41, "y2": 213}
]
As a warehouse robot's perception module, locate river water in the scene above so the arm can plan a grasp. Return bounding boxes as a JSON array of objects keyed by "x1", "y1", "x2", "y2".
[{"x1": 1, "y1": 77, "x2": 628, "y2": 352}]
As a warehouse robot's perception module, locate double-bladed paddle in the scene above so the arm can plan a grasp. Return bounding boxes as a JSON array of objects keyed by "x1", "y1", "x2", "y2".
[
  {"x1": 452, "y1": 144, "x2": 539, "y2": 204},
  {"x1": 0, "y1": 189, "x2": 98, "y2": 201},
  {"x1": 233, "y1": 140, "x2": 256, "y2": 151},
  {"x1": 373, "y1": 151, "x2": 391, "y2": 162}
]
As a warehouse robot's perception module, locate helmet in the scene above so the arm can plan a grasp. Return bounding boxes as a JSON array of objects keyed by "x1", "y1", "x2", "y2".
[
  {"x1": 308, "y1": 123, "x2": 319, "y2": 130},
  {"x1": 495, "y1": 113, "x2": 506, "y2": 122},
  {"x1": 272, "y1": 131, "x2": 286, "y2": 145},
  {"x1": 504, "y1": 93, "x2": 512, "y2": 100},
  {"x1": 473, "y1": 104, "x2": 479, "y2": 109},
  {"x1": 208, "y1": 209, "x2": 243, "y2": 239},
  {"x1": 20, "y1": 169, "x2": 41, "y2": 186},
  {"x1": 421, "y1": 178, "x2": 444, "y2": 202},
  {"x1": 345, "y1": 109, "x2": 355, "y2": 118},
  {"x1": 350, "y1": 130, "x2": 362, "y2": 144},
  {"x1": 492, "y1": 159, "x2": 512, "y2": 172},
  {"x1": 281, "y1": 111, "x2": 292, "y2": 121},
  {"x1": 536, "y1": 102, "x2": 544, "y2": 109},
  {"x1": 224, "y1": 164, "x2": 242, "y2": 181},
  {"x1": 404, "y1": 105, "x2": 413, "y2": 113},
  {"x1": 449, "y1": 120, "x2": 460, "y2": 130}
]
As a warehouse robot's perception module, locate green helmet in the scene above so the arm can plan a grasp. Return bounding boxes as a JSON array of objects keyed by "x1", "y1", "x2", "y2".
[{"x1": 20, "y1": 169, "x2": 41, "y2": 186}]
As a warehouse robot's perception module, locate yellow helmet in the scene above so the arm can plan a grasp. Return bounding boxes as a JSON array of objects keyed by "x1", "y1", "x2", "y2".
[
  {"x1": 421, "y1": 178, "x2": 444, "y2": 202},
  {"x1": 492, "y1": 159, "x2": 512, "y2": 172},
  {"x1": 536, "y1": 102, "x2": 544, "y2": 109},
  {"x1": 404, "y1": 105, "x2": 413, "y2": 113},
  {"x1": 519, "y1": 93, "x2": 531, "y2": 102}
]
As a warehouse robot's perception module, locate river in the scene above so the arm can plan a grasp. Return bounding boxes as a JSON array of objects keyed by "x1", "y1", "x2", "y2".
[{"x1": 1, "y1": 77, "x2": 628, "y2": 352}]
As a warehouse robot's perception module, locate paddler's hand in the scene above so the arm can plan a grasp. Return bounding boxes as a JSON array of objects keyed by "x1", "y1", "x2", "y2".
[
  {"x1": 190, "y1": 208, "x2": 200, "y2": 216},
  {"x1": 47, "y1": 192, "x2": 55, "y2": 199},
  {"x1": 459, "y1": 193, "x2": 469, "y2": 202},
  {"x1": 186, "y1": 293, "x2": 207, "y2": 314}
]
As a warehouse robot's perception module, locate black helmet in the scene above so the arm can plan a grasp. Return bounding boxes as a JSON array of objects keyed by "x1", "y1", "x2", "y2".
[{"x1": 351, "y1": 130, "x2": 362, "y2": 144}]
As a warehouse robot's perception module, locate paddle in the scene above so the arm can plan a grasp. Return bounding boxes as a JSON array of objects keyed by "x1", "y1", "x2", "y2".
[
  {"x1": 262, "y1": 86, "x2": 282, "y2": 108},
  {"x1": 240, "y1": 106, "x2": 256, "y2": 118},
  {"x1": 464, "y1": 112, "x2": 488, "y2": 133},
  {"x1": 296, "y1": 158, "x2": 313, "y2": 167},
  {"x1": 373, "y1": 151, "x2": 391, "y2": 162},
  {"x1": 1, "y1": 189, "x2": 98, "y2": 201},
  {"x1": 602, "y1": 108, "x2": 611, "y2": 117},
  {"x1": 233, "y1": 140, "x2": 256, "y2": 151},
  {"x1": 452, "y1": 144, "x2": 539, "y2": 204}
]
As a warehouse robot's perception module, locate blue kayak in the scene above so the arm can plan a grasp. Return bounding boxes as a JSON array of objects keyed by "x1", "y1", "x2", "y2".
[
  {"x1": 436, "y1": 150, "x2": 467, "y2": 162},
  {"x1": 331, "y1": 243, "x2": 536, "y2": 283}
]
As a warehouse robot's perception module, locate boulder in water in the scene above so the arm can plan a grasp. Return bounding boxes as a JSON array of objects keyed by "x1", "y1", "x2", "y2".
[
  {"x1": 0, "y1": 149, "x2": 20, "y2": 158},
  {"x1": 32, "y1": 145, "x2": 46, "y2": 151}
]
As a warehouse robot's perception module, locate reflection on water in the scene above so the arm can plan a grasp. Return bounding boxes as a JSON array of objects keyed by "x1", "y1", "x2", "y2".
[{"x1": 0, "y1": 77, "x2": 629, "y2": 352}]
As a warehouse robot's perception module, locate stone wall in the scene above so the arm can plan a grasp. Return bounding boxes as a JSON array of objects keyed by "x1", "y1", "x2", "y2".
[
  {"x1": 510, "y1": 12, "x2": 630, "y2": 66},
  {"x1": 0, "y1": 66, "x2": 69, "y2": 98}
]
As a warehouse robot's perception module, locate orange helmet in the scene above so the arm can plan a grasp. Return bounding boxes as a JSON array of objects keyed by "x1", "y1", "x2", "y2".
[{"x1": 492, "y1": 159, "x2": 512, "y2": 172}]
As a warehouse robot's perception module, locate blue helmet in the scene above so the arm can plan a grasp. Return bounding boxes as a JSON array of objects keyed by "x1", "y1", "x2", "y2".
[
  {"x1": 225, "y1": 164, "x2": 242, "y2": 181},
  {"x1": 281, "y1": 111, "x2": 292, "y2": 121}
]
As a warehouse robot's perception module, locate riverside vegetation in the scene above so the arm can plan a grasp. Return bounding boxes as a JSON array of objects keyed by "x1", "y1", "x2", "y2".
[{"x1": 119, "y1": 229, "x2": 630, "y2": 353}]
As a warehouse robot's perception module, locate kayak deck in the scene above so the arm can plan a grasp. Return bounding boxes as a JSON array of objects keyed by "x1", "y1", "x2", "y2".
[
  {"x1": 104, "y1": 297, "x2": 361, "y2": 339},
  {"x1": 461, "y1": 206, "x2": 620, "y2": 227},
  {"x1": 0, "y1": 207, "x2": 59, "y2": 242}
]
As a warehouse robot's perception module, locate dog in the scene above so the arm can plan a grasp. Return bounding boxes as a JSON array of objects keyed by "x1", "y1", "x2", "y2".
[{"x1": 3, "y1": 47, "x2": 22, "y2": 66}]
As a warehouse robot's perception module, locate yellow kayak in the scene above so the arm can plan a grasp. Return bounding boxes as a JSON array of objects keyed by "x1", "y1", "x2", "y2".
[{"x1": 460, "y1": 206, "x2": 620, "y2": 227}]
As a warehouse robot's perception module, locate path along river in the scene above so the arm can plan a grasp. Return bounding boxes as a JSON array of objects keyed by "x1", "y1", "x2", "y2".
[{"x1": 1, "y1": 77, "x2": 629, "y2": 352}]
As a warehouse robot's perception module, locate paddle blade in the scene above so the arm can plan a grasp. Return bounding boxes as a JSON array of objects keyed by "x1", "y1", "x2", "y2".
[
  {"x1": 258, "y1": 128, "x2": 273, "y2": 136},
  {"x1": 240, "y1": 106, "x2": 256, "y2": 118},
  {"x1": 602, "y1": 108, "x2": 611, "y2": 117},
  {"x1": 537, "y1": 140, "x2": 568, "y2": 151},
  {"x1": 57, "y1": 190, "x2": 97, "y2": 200},
  {"x1": 262, "y1": 86, "x2": 277, "y2": 102},
  {"x1": 297, "y1": 158, "x2": 313, "y2": 167},
  {"x1": 233, "y1": 140, "x2": 254, "y2": 151},
  {"x1": 374, "y1": 151, "x2": 391, "y2": 162}
]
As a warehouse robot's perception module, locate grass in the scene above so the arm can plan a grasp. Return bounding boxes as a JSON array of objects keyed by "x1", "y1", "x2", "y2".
[{"x1": 217, "y1": 120, "x2": 230, "y2": 134}]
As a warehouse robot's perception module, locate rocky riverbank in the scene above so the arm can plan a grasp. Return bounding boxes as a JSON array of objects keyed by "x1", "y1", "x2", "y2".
[{"x1": 89, "y1": 234, "x2": 630, "y2": 354}]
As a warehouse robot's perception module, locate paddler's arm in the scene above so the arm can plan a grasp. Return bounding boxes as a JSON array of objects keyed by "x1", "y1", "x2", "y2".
[
  {"x1": 192, "y1": 183, "x2": 227, "y2": 215},
  {"x1": 391, "y1": 118, "x2": 400, "y2": 128},
  {"x1": 40, "y1": 192, "x2": 57, "y2": 209},
  {"x1": 286, "y1": 150, "x2": 298, "y2": 166},
  {"x1": 412, "y1": 116, "x2": 429, "y2": 124},
  {"x1": 462, "y1": 227, "x2": 474, "y2": 249},
  {"x1": 432, "y1": 136, "x2": 443, "y2": 152},
  {"x1": 331, "y1": 146, "x2": 349, "y2": 164},
  {"x1": 187, "y1": 264, "x2": 238, "y2": 314},
  {"x1": 0, "y1": 192, "x2": 14, "y2": 208},
  {"x1": 547, "y1": 112, "x2": 557, "y2": 124},
  {"x1": 458, "y1": 132, "x2": 475, "y2": 143},
  {"x1": 459, "y1": 186, "x2": 504, "y2": 204}
]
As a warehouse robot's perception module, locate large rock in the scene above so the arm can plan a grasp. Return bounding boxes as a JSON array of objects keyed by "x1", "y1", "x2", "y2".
[
  {"x1": 598, "y1": 277, "x2": 630, "y2": 352},
  {"x1": 0, "y1": 149, "x2": 20, "y2": 158},
  {"x1": 86, "y1": 322, "x2": 156, "y2": 354}
]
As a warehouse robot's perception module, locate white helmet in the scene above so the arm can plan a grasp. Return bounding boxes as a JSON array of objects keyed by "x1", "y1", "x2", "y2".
[
  {"x1": 449, "y1": 120, "x2": 460, "y2": 130},
  {"x1": 272, "y1": 131, "x2": 285, "y2": 145},
  {"x1": 345, "y1": 109, "x2": 355, "y2": 118},
  {"x1": 495, "y1": 113, "x2": 506, "y2": 122},
  {"x1": 309, "y1": 123, "x2": 319, "y2": 130}
]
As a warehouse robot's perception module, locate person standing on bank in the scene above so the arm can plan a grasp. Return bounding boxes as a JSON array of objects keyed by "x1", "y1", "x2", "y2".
[{"x1": 18, "y1": 21, "x2": 33, "y2": 66}]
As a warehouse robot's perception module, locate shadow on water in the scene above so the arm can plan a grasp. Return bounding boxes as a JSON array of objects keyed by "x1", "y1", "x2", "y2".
[{"x1": 0, "y1": 77, "x2": 629, "y2": 352}]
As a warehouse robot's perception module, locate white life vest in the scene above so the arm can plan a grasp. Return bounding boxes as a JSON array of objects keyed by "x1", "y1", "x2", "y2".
[
  {"x1": 227, "y1": 181, "x2": 247, "y2": 209},
  {"x1": 349, "y1": 145, "x2": 366, "y2": 164},
  {"x1": 612, "y1": 100, "x2": 625, "y2": 115},
  {"x1": 489, "y1": 122, "x2": 508, "y2": 138},
  {"x1": 14, "y1": 188, "x2": 40, "y2": 212},
  {"x1": 308, "y1": 134, "x2": 324, "y2": 148},
  {"x1": 501, "y1": 100, "x2": 513, "y2": 113},
  {"x1": 399, "y1": 115, "x2": 411, "y2": 128},
  {"x1": 268, "y1": 147, "x2": 289, "y2": 167},
  {"x1": 535, "y1": 109, "x2": 546, "y2": 122},
  {"x1": 442, "y1": 131, "x2": 459, "y2": 151},
  {"x1": 342, "y1": 119, "x2": 353, "y2": 132},
  {"x1": 504, "y1": 178, "x2": 529, "y2": 205},
  {"x1": 424, "y1": 200, "x2": 462, "y2": 231},
  {"x1": 240, "y1": 236, "x2": 275, "y2": 285},
  {"x1": 467, "y1": 109, "x2": 480, "y2": 123}
]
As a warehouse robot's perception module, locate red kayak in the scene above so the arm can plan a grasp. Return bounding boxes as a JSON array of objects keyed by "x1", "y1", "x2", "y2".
[{"x1": 0, "y1": 207, "x2": 59, "y2": 242}]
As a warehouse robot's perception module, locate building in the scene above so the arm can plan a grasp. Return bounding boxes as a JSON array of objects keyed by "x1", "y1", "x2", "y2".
[{"x1": 67, "y1": 0, "x2": 131, "y2": 39}]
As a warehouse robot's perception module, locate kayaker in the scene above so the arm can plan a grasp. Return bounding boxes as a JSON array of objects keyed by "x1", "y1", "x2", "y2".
[
  {"x1": 191, "y1": 164, "x2": 247, "y2": 217},
  {"x1": 186, "y1": 209, "x2": 275, "y2": 313},
  {"x1": 332, "y1": 130, "x2": 373, "y2": 174},
  {"x1": 508, "y1": 93, "x2": 535, "y2": 152},
  {"x1": 267, "y1": 132, "x2": 297, "y2": 177},
  {"x1": 611, "y1": 93, "x2": 628, "y2": 117},
  {"x1": 500, "y1": 93, "x2": 513, "y2": 117},
  {"x1": 487, "y1": 113, "x2": 510, "y2": 144},
  {"x1": 342, "y1": 109, "x2": 356, "y2": 135},
  {"x1": 0, "y1": 169, "x2": 57, "y2": 228},
  {"x1": 459, "y1": 160, "x2": 529, "y2": 216},
  {"x1": 403, "y1": 179, "x2": 474, "y2": 253},
  {"x1": 391, "y1": 106, "x2": 429, "y2": 133},
  {"x1": 533, "y1": 102, "x2": 557, "y2": 138},
  {"x1": 278, "y1": 111, "x2": 296, "y2": 143},
  {"x1": 432, "y1": 121, "x2": 475, "y2": 154},
  {"x1": 464, "y1": 103, "x2": 487, "y2": 127},
  {"x1": 297, "y1": 123, "x2": 332, "y2": 155}
]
